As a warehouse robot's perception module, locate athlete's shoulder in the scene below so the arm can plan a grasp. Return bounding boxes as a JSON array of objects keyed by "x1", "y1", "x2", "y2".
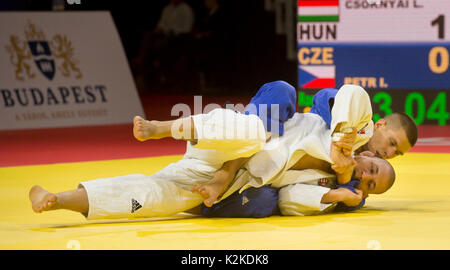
[{"x1": 316, "y1": 88, "x2": 339, "y2": 97}]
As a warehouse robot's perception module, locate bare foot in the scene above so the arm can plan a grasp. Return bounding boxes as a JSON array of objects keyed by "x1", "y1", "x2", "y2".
[
  {"x1": 192, "y1": 179, "x2": 230, "y2": 207},
  {"x1": 29, "y1": 185, "x2": 58, "y2": 213},
  {"x1": 133, "y1": 116, "x2": 159, "y2": 141}
]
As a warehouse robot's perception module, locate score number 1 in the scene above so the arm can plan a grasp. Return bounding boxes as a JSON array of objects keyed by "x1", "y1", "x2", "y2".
[{"x1": 432, "y1": 15, "x2": 445, "y2": 40}]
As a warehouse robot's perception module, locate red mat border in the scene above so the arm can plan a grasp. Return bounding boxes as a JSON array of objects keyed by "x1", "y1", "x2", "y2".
[{"x1": 1, "y1": 124, "x2": 449, "y2": 167}]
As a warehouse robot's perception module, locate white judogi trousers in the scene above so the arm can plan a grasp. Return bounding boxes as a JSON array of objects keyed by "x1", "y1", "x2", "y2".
[{"x1": 79, "y1": 109, "x2": 266, "y2": 220}]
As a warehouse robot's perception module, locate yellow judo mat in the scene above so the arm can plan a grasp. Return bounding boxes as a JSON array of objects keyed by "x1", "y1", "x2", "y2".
[{"x1": 1, "y1": 152, "x2": 450, "y2": 250}]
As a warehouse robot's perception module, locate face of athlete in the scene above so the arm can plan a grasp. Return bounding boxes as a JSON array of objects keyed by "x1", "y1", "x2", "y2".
[
  {"x1": 352, "y1": 154, "x2": 394, "y2": 198},
  {"x1": 366, "y1": 119, "x2": 411, "y2": 159}
]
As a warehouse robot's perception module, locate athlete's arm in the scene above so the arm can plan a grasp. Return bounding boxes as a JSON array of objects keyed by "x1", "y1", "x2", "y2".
[
  {"x1": 330, "y1": 126, "x2": 357, "y2": 184},
  {"x1": 321, "y1": 187, "x2": 363, "y2": 207}
]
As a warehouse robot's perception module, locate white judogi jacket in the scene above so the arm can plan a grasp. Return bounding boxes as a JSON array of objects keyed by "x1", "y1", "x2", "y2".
[
  {"x1": 219, "y1": 85, "x2": 374, "y2": 214},
  {"x1": 278, "y1": 170, "x2": 339, "y2": 216}
]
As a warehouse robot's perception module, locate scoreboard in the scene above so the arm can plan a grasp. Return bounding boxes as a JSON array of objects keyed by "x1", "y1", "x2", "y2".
[{"x1": 297, "y1": 0, "x2": 450, "y2": 125}]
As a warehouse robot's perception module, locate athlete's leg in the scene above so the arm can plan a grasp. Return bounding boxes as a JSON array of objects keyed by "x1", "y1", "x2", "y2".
[
  {"x1": 133, "y1": 116, "x2": 196, "y2": 142},
  {"x1": 29, "y1": 185, "x2": 89, "y2": 216}
]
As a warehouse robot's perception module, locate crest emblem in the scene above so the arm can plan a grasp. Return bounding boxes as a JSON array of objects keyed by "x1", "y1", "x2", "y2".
[
  {"x1": 5, "y1": 21, "x2": 82, "y2": 81},
  {"x1": 28, "y1": 40, "x2": 55, "y2": 80}
]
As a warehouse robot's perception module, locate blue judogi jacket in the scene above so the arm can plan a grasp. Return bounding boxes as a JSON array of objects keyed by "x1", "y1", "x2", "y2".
[
  {"x1": 244, "y1": 80, "x2": 296, "y2": 135},
  {"x1": 308, "y1": 88, "x2": 339, "y2": 128}
]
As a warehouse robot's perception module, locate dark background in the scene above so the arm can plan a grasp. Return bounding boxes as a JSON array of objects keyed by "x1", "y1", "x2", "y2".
[{"x1": 1, "y1": 0, "x2": 297, "y2": 97}]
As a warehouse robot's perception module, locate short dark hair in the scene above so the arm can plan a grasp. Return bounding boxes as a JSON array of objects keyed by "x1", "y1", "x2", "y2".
[{"x1": 385, "y1": 112, "x2": 418, "y2": 147}]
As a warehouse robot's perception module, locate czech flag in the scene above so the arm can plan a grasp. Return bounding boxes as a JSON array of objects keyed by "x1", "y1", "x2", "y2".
[
  {"x1": 298, "y1": 0, "x2": 340, "y2": 22},
  {"x1": 299, "y1": 65, "x2": 335, "y2": 88}
]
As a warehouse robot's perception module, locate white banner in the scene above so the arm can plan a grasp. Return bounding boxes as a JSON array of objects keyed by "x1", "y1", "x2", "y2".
[{"x1": 0, "y1": 11, "x2": 144, "y2": 130}]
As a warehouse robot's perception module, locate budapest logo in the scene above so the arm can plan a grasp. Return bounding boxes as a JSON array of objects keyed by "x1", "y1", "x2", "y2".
[{"x1": 5, "y1": 21, "x2": 82, "y2": 81}]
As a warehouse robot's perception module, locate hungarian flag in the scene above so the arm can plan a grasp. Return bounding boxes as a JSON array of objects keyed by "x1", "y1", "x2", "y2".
[
  {"x1": 299, "y1": 65, "x2": 335, "y2": 88},
  {"x1": 298, "y1": 0, "x2": 340, "y2": 22}
]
